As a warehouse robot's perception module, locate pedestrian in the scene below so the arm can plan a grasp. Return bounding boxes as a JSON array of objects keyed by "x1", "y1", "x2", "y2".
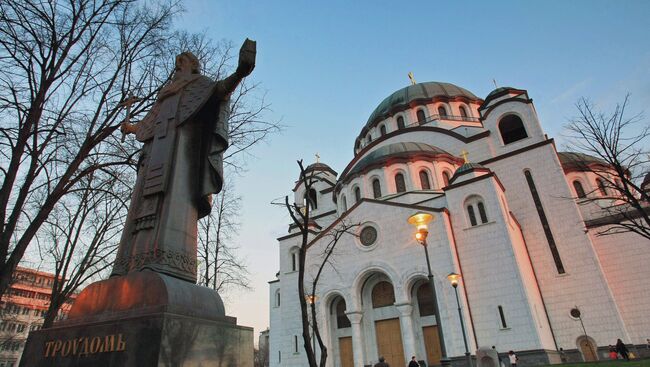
[
  {"x1": 374, "y1": 356, "x2": 390, "y2": 367},
  {"x1": 608, "y1": 345, "x2": 618, "y2": 360},
  {"x1": 408, "y1": 356, "x2": 419, "y2": 367},
  {"x1": 616, "y1": 339, "x2": 629, "y2": 361},
  {"x1": 559, "y1": 348, "x2": 567, "y2": 363},
  {"x1": 646, "y1": 338, "x2": 650, "y2": 349},
  {"x1": 508, "y1": 351, "x2": 518, "y2": 367}
]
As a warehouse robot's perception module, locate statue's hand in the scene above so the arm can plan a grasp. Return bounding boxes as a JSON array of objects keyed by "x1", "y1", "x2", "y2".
[
  {"x1": 120, "y1": 120, "x2": 138, "y2": 135},
  {"x1": 237, "y1": 38, "x2": 256, "y2": 77}
]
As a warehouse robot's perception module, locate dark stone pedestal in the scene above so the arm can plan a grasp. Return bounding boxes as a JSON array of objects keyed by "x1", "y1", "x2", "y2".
[{"x1": 20, "y1": 271, "x2": 252, "y2": 367}]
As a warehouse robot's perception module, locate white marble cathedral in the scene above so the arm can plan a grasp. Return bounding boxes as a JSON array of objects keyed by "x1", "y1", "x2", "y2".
[{"x1": 268, "y1": 82, "x2": 650, "y2": 367}]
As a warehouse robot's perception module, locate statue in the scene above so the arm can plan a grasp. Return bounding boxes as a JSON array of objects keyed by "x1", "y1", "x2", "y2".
[{"x1": 112, "y1": 39, "x2": 256, "y2": 283}]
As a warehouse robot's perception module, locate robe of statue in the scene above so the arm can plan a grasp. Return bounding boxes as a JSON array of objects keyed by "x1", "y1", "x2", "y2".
[{"x1": 110, "y1": 72, "x2": 231, "y2": 283}]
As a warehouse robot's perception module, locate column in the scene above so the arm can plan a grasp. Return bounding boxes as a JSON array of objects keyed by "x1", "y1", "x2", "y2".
[
  {"x1": 395, "y1": 303, "x2": 417, "y2": 361},
  {"x1": 346, "y1": 311, "x2": 365, "y2": 367}
]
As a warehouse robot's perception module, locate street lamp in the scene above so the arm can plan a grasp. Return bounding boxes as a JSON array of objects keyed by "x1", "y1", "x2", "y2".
[
  {"x1": 408, "y1": 212, "x2": 450, "y2": 367},
  {"x1": 447, "y1": 272, "x2": 472, "y2": 367}
]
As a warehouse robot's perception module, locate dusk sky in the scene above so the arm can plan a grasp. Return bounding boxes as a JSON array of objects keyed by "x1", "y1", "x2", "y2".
[{"x1": 177, "y1": 0, "x2": 650, "y2": 341}]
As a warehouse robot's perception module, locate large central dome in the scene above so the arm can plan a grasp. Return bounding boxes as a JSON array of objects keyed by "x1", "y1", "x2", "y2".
[{"x1": 365, "y1": 81, "x2": 481, "y2": 127}]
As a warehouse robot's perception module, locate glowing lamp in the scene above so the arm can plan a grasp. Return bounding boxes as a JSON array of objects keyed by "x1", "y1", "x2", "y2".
[
  {"x1": 305, "y1": 294, "x2": 317, "y2": 304},
  {"x1": 447, "y1": 272, "x2": 461, "y2": 288},
  {"x1": 408, "y1": 212, "x2": 434, "y2": 243}
]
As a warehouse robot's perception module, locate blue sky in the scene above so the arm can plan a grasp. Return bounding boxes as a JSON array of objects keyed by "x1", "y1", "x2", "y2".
[{"x1": 177, "y1": 1, "x2": 650, "y2": 339}]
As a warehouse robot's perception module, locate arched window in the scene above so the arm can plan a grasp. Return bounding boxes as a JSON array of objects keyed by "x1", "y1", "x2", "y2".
[
  {"x1": 416, "y1": 283, "x2": 435, "y2": 316},
  {"x1": 395, "y1": 173, "x2": 406, "y2": 193},
  {"x1": 354, "y1": 187, "x2": 361, "y2": 203},
  {"x1": 416, "y1": 109, "x2": 426, "y2": 124},
  {"x1": 372, "y1": 179, "x2": 382, "y2": 199},
  {"x1": 498, "y1": 305, "x2": 507, "y2": 328},
  {"x1": 498, "y1": 114, "x2": 528, "y2": 144},
  {"x1": 341, "y1": 195, "x2": 348, "y2": 211},
  {"x1": 467, "y1": 205, "x2": 477, "y2": 226},
  {"x1": 290, "y1": 248, "x2": 299, "y2": 272},
  {"x1": 437, "y1": 106, "x2": 447, "y2": 117},
  {"x1": 442, "y1": 171, "x2": 451, "y2": 187},
  {"x1": 305, "y1": 188, "x2": 317, "y2": 210},
  {"x1": 459, "y1": 106, "x2": 468, "y2": 118},
  {"x1": 371, "y1": 281, "x2": 395, "y2": 308},
  {"x1": 573, "y1": 180, "x2": 586, "y2": 198},
  {"x1": 397, "y1": 116, "x2": 405, "y2": 129},
  {"x1": 596, "y1": 179, "x2": 608, "y2": 196},
  {"x1": 334, "y1": 298, "x2": 351, "y2": 329},
  {"x1": 275, "y1": 290, "x2": 281, "y2": 307},
  {"x1": 477, "y1": 202, "x2": 488, "y2": 223},
  {"x1": 380, "y1": 125, "x2": 387, "y2": 136},
  {"x1": 419, "y1": 170, "x2": 431, "y2": 190}
]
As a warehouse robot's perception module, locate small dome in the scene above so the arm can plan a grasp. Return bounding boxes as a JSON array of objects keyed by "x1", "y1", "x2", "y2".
[
  {"x1": 364, "y1": 82, "x2": 481, "y2": 129},
  {"x1": 558, "y1": 152, "x2": 608, "y2": 171},
  {"x1": 454, "y1": 162, "x2": 486, "y2": 175},
  {"x1": 305, "y1": 162, "x2": 337, "y2": 176},
  {"x1": 347, "y1": 142, "x2": 454, "y2": 177}
]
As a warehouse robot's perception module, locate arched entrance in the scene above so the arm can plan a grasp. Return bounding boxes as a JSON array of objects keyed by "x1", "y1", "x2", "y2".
[
  {"x1": 412, "y1": 280, "x2": 443, "y2": 366},
  {"x1": 329, "y1": 296, "x2": 353, "y2": 367},
  {"x1": 577, "y1": 336, "x2": 598, "y2": 362},
  {"x1": 360, "y1": 273, "x2": 406, "y2": 367}
]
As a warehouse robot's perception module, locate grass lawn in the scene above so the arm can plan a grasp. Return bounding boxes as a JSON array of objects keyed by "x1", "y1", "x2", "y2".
[{"x1": 540, "y1": 361, "x2": 650, "y2": 367}]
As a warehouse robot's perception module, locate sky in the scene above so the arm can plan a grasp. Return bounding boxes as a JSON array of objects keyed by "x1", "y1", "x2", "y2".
[{"x1": 175, "y1": 0, "x2": 650, "y2": 341}]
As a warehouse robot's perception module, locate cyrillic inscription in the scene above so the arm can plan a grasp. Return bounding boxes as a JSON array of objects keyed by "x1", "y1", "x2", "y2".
[{"x1": 44, "y1": 333, "x2": 126, "y2": 357}]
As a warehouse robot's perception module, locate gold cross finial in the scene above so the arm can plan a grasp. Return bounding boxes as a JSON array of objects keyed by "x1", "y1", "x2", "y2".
[
  {"x1": 315, "y1": 153, "x2": 320, "y2": 163},
  {"x1": 408, "y1": 72, "x2": 416, "y2": 85},
  {"x1": 460, "y1": 150, "x2": 469, "y2": 163}
]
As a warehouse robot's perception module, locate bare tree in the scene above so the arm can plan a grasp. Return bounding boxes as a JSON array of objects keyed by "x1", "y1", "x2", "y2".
[
  {"x1": 197, "y1": 179, "x2": 250, "y2": 294},
  {"x1": 282, "y1": 160, "x2": 359, "y2": 367},
  {"x1": 564, "y1": 95, "x2": 650, "y2": 239},
  {"x1": 254, "y1": 343, "x2": 269, "y2": 367},
  {"x1": 38, "y1": 167, "x2": 130, "y2": 328}
]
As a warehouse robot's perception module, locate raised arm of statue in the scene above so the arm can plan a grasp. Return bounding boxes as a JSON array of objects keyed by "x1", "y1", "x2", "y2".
[{"x1": 216, "y1": 38, "x2": 256, "y2": 97}]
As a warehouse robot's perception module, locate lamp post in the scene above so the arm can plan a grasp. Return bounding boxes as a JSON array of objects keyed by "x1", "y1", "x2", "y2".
[
  {"x1": 447, "y1": 272, "x2": 472, "y2": 367},
  {"x1": 408, "y1": 212, "x2": 450, "y2": 367}
]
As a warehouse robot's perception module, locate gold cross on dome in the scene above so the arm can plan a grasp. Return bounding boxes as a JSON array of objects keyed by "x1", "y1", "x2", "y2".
[
  {"x1": 460, "y1": 150, "x2": 470, "y2": 163},
  {"x1": 408, "y1": 72, "x2": 416, "y2": 85},
  {"x1": 315, "y1": 153, "x2": 320, "y2": 163}
]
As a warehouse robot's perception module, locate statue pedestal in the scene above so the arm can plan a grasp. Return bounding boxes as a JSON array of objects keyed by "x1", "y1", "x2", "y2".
[{"x1": 19, "y1": 271, "x2": 253, "y2": 367}]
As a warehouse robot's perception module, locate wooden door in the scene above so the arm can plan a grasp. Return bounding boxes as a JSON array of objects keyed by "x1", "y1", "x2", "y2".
[
  {"x1": 375, "y1": 318, "x2": 405, "y2": 367},
  {"x1": 423, "y1": 325, "x2": 442, "y2": 366},
  {"x1": 579, "y1": 339, "x2": 597, "y2": 361},
  {"x1": 339, "y1": 337, "x2": 354, "y2": 367}
]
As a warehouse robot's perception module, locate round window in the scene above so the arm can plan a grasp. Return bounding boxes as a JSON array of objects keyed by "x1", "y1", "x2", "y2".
[
  {"x1": 570, "y1": 308, "x2": 581, "y2": 319},
  {"x1": 359, "y1": 226, "x2": 378, "y2": 246}
]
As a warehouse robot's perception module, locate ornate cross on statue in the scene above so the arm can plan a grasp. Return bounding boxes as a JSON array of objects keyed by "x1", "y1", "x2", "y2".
[
  {"x1": 315, "y1": 152, "x2": 320, "y2": 163},
  {"x1": 118, "y1": 92, "x2": 141, "y2": 142},
  {"x1": 460, "y1": 150, "x2": 470, "y2": 163},
  {"x1": 408, "y1": 72, "x2": 417, "y2": 85}
]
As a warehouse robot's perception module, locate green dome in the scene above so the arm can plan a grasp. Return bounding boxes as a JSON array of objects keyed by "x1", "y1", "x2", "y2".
[{"x1": 365, "y1": 82, "x2": 480, "y2": 128}]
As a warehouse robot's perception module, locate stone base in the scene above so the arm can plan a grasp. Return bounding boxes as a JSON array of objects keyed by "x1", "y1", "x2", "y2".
[{"x1": 20, "y1": 271, "x2": 252, "y2": 367}]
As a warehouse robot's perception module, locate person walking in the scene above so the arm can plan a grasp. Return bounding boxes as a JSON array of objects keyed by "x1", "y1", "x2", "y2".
[
  {"x1": 408, "y1": 356, "x2": 419, "y2": 367},
  {"x1": 374, "y1": 356, "x2": 390, "y2": 367},
  {"x1": 616, "y1": 339, "x2": 629, "y2": 360},
  {"x1": 508, "y1": 351, "x2": 518, "y2": 367}
]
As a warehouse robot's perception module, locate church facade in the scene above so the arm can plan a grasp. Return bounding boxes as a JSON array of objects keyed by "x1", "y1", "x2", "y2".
[{"x1": 268, "y1": 82, "x2": 650, "y2": 367}]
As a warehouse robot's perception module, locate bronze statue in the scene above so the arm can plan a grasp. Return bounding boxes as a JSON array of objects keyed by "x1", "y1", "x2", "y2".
[{"x1": 112, "y1": 39, "x2": 256, "y2": 283}]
